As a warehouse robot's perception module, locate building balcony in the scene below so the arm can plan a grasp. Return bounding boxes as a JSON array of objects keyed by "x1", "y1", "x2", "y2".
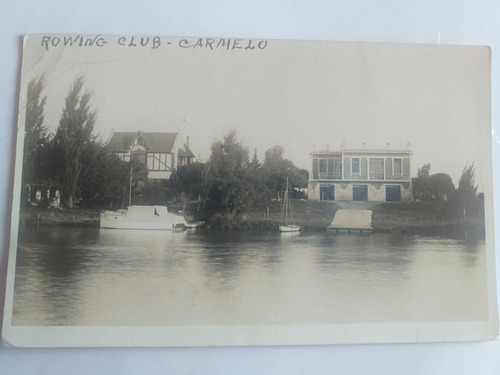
[
  {"x1": 311, "y1": 172, "x2": 411, "y2": 183},
  {"x1": 313, "y1": 173, "x2": 343, "y2": 180},
  {"x1": 369, "y1": 172, "x2": 384, "y2": 180}
]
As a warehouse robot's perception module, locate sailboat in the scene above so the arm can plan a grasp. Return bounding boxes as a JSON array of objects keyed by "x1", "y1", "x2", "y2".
[
  {"x1": 279, "y1": 178, "x2": 301, "y2": 233},
  {"x1": 100, "y1": 165, "x2": 186, "y2": 230},
  {"x1": 100, "y1": 205, "x2": 186, "y2": 230}
]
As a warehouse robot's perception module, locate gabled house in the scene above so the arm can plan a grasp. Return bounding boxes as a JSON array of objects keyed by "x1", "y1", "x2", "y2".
[
  {"x1": 308, "y1": 144, "x2": 412, "y2": 201},
  {"x1": 105, "y1": 131, "x2": 195, "y2": 180}
]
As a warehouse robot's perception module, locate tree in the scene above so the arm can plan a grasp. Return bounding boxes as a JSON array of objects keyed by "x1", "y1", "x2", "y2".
[
  {"x1": 201, "y1": 132, "x2": 309, "y2": 228},
  {"x1": 429, "y1": 173, "x2": 455, "y2": 201},
  {"x1": 173, "y1": 162, "x2": 205, "y2": 198},
  {"x1": 455, "y1": 163, "x2": 478, "y2": 211},
  {"x1": 289, "y1": 168, "x2": 309, "y2": 199},
  {"x1": 53, "y1": 77, "x2": 96, "y2": 208},
  {"x1": 443, "y1": 163, "x2": 482, "y2": 224},
  {"x1": 411, "y1": 163, "x2": 431, "y2": 201},
  {"x1": 201, "y1": 130, "x2": 256, "y2": 220},
  {"x1": 262, "y1": 145, "x2": 307, "y2": 199},
  {"x1": 250, "y1": 149, "x2": 260, "y2": 170},
  {"x1": 262, "y1": 145, "x2": 288, "y2": 198},
  {"x1": 78, "y1": 143, "x2": 129, "y2": 209},
  {"x1": 248, "y1": 148, "x2": 265, "y2": 199},
  {"x1": 23, "y1": 75, "x2": 48, "y2": 188},
  {"x1": 135, "y1": 180, "x2": 168, "y2": 206}
]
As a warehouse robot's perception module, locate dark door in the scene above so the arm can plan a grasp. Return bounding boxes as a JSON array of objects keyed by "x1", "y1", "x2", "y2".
[
  {"x1": 320, "y1": 185, "x2": 334, "y2": 200},
  {"x1": 386, "y1": 185, "x2": 401, "y2": 201},
  {"x1": 353, "y1": 185, "x2": 368, "y2": 201}
]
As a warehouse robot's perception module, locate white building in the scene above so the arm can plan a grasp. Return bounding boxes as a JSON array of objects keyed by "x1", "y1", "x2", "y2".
[
  {"x1": 308, "y1": 145, "x2": 412, "y2": 201},
  {"x1": 105, "y1": 131, "x2": 195, "y2": 180}
]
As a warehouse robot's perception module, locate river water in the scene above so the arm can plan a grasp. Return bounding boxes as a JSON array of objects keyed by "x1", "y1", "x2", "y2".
[{"x1": 12, "y1": 226, "x2": 488, "y2": 326}]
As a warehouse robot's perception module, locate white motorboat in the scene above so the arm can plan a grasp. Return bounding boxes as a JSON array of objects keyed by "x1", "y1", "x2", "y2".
[{"x1": 100, "y1": 205, "x2": 186, "y2": 230}]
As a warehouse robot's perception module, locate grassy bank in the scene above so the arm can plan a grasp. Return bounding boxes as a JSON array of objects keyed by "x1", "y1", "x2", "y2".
[
  {"x1": 372, "y1": 201, "x2": 449, "y2": 233},
  {"x1": 371, "y1": 201, "x2": 484, "y2": 239},
  {"x1": 18, "y1": 200, "x2": 484, "y2": 239},
  {"x1": 239, "y1": 200, "x2": 338, "y2": 231},
  {"x1": 19, "y1": 206, "x2": 100, "y2": 227},
  {"x1": 241, "y1": 200, "x2": 443, "y2": 232},
  {"x1": 241, "y1": 200, "x2": 483, "y2": 238}
]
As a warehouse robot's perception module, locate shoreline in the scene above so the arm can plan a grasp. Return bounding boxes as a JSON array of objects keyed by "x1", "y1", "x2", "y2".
[
  {"x1": 18, "y1": 201, "x2": 484, "y2": 239},
  {"x1": 19, "y1": 206, "x2": 101, "y2": 227}
]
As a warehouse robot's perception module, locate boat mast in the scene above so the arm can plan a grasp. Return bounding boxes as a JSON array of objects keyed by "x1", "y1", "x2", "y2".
[
  {"x1": 285, "y1": 177, "x2": 289, "y2": 226},
  {"x1": 128, "y1": 164, "x2": 133, "y2": 207}
]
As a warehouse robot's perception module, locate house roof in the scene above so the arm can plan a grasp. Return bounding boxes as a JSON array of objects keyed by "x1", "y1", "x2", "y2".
[
  {"x1": 105, "y1": 131, "x2": 178, "y2": 153},
  {"x1": 311, "y1": 144, "x2": 412, "y2": 156},
  {"x1": 178, "y1": 144, "x2": 196, "y2": 158}
]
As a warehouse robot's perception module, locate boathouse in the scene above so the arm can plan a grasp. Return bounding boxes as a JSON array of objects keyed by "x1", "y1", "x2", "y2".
[
  {"x1": 308, "y1": 144, "x2": 412, "y2": 202},
  {"x1": 105, "y1": 131, "x2": 195, "y2": 180}
]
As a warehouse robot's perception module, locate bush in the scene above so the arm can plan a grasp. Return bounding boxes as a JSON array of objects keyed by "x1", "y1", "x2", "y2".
[{"x1": 209, "y1": 212, "x2": 239, "y2": 230}]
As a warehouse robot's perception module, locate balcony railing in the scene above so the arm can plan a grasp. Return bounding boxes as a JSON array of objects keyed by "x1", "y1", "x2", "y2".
[
  {"x1": 313, "y1": 172, "x2": 410, "y2": 181},
  {"x1": 317, "y1": 173, "x2": 342, "y2": 180},
  {"x1": 369, "y1": 172, "x2": 384, "y2": 180}
]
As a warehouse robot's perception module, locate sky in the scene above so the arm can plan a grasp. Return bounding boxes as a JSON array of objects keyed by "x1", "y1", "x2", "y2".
[{"x1": 19, "y1": 34, "x2": 492, "y2": 189}]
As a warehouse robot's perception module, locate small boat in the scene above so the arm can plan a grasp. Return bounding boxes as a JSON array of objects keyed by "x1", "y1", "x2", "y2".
[
  {"x1": 279, "y1": 178, "x2": 300, "y2": 233},
  {"x1": 185, "y1": 221, "x2": 206, "y2": 229},
  {"x1": 100, "y1": 205, "x2": 186, "y2": 230},
  {"x1": 279, "y1": 224, "x2": 301, "y2": 233}
]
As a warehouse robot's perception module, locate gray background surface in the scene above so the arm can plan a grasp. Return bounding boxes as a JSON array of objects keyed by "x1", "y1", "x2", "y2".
[{"x1": 1, "y1": 1, "x2": 499, "y2": 373}]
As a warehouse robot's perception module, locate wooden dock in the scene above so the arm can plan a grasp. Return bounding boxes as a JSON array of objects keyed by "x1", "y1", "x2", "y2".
[{"x1": 327, "y1": 209, "x2": 373, "y2": 233}]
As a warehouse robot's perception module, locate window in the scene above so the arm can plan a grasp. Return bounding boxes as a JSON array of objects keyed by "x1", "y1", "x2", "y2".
[
  {"x1": 369, "y1": 158, "x2": 384, "y2": 179},
  {"x1": 393, "y1": 158, "x2": 402, "y2": 175},
  {"x1": 147, "y1": 153, "x2": 170, "y2": 171},
  {"x1": 319, "y1": 159, "x2": 327, "y2": 177},
  {"x1": 351, "y1": 158, "x2": 360, "y2": 174},
  {"x1": 131, "y1": 151, "x2": 146, "y2": 165},
  {"x1": 333, "y1": 159, "x2": 342, "y2": 179}
]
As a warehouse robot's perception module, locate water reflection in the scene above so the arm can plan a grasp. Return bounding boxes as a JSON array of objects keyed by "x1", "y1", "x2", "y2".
[
  {"x1": 15, "y1": 226, "x2": 102, "y2": 325},
  {"x1": 196, "y1": 231, "x2": 286, "y2": 288},
  {"x1": 12, "y1": 226, "x2": 488, "y2": 326},
  {"x1": 459, "y1": 241, "x2": 481, "y2": 267},
  {"x1": 314, "y1": 233, "x2": 414, "y2": 279}
]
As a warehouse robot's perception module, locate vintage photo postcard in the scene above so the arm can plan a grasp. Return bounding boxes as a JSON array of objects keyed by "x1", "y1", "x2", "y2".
[{"x1": 2, "y1": 34, "x2": 497, "y2": 347}]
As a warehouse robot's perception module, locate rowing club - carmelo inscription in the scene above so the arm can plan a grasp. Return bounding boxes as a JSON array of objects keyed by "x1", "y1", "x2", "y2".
[{"x1": 40, "y1": 35, "x2": 268, "y2": 51}]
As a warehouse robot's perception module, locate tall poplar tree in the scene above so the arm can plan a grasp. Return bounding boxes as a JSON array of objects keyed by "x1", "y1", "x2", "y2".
[
  {"x1": 53, "y1": 77, "x2": 96, "y2": 208},
  {"x1": 456, "y1": 163, "x2": 478, "y2": 211},
  {"x1": 23, "y1": 75, "x2": 48, "y2": 187}
]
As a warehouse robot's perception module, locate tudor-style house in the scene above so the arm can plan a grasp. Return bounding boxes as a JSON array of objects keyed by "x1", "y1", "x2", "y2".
[
  {"x1": 105, "y1": 131, "x2": 195, "y2": 180},
  {"x1": 308, "y1": 144, "x2": 412, "y2": 202}
]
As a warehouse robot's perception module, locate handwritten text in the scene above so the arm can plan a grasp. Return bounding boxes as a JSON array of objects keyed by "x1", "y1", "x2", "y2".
[
  {"x1": 40, "y1": 35, "x2": 268, "y2": 52},
  {"x1": 178, "y1": 38, "x2": 268, "y2": 50},
  {"x1": 41, "y1": 35, "x2": 107, "y2": 50}
]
